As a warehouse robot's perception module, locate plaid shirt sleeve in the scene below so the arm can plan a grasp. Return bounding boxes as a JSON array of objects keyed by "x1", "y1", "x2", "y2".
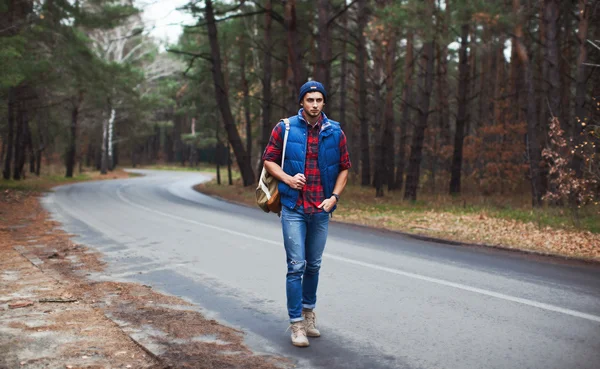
[
  {"x1": 262, "y1": 122, "x2": 284, "y2": 165},
  {"x1": 339, "y1": 131, "x2": 351, "y2": 170}
]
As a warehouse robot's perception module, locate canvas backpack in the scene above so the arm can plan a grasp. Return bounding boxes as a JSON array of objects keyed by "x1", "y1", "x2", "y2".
[{"x1": 256, "y1": 118, "x2": 290, "y2": 214}]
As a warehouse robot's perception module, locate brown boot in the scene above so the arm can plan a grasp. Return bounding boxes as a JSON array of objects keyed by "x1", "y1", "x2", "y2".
[
  {"x1": 288, "y1": 321, "x2": 309, "y2": 347},
  {"x1": 302, "y1": 310, "x2": 320, "y2": 337}
]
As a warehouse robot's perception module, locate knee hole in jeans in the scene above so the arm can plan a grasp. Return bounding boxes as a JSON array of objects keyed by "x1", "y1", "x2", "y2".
[{"x1": 288, "y1": 260, "x2": 306, "y2": 274}]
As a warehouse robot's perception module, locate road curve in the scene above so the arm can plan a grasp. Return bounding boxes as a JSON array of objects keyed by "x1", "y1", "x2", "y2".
[{"x1": 42, "y1": 169, "x2": 600, "y2": 369}]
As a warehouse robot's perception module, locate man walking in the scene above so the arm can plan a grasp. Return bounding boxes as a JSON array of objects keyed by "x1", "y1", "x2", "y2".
[{"x1": 262, "y1": 81, "x2": 351, "y2": 347}]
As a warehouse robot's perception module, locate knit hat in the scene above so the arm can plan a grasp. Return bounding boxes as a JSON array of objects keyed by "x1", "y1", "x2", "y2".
[{"x1": 298, "y1": 81, "x2": 327, "y2": 103}]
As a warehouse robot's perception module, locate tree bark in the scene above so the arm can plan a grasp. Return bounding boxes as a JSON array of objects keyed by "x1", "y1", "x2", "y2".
[
  {"x1": 514, "y1": 0, "x2": 544, "y2": 207},
  {"x1": 404, "y1": 38, "x2": 435, "y2": 201},
  {"x1": 373, "y1": 32, "x2": 386, "y2": 197},
  {"x1": 437, "y1": 0, "x2": 450, "y2": 147},
  {"x1": 26, "y1": 120, "x2": 34, "y2": 174},
  {"x1": 357, "y1": 0, "x2": 370, "y2": 186},
  {"x1": 571, "y1": 0, "x2": 590, "y2": 177},
  {"x1": 338, "y1": 0, "x2": 348, "y2": 139},
  {"x1": 559, "y1": 3, "x2": 573, "y2": 134},
  {"x1": 383, "y1": 24, "x2": 397, "y2": 191},
  {"x1": 316, "y1": 0, "x2": 331, "y2": 88},
  {"x1": 66, "y1": 91, "x2": 83, "y2": 178},
  {"x1": 108, "y1": 108, "x2": 115, "y2": 170},
  {"x1": 544, "y1": 0, "x2": 561, "y2": 121},
  {"x1": 284, "y1": 0, "x2": 306, "y2": 108},
  {"x1": 3, "y1": 87, "x2": 15, "y2": 180},
  {"x1": 13, "y1": 104, "x2": 27, "y2": 180},
  {"x1": 258, "y1": 0, "x2": 273, "y2": 176},
  {"x1": 100, "y1": 102, "x2": 113, "y2": 175},
  {"x1": 449, "y1": 22, "x2": 470, "y2": 195},
  {"x1": 404, "y1": 0, "x2": 436, "y2": 201},
  {"x1": 205, "y1": 0, "x2": 255, "y2": 186},
  {"x1": 395, "y1": 32, "x2": 414, "y2": 191},
  {"x1": 241, "y1": 42, "x2": 252, "y2": 163}
]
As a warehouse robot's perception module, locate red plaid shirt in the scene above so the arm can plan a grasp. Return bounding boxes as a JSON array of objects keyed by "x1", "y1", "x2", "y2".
[{"x1": 262, "y1": 110, "x2": 351, "y2": 213}]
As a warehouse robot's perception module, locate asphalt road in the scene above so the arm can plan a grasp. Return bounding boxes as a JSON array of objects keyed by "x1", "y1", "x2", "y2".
[{"x1": 43, "y1": 169, "x2": 600, "y2": 369}]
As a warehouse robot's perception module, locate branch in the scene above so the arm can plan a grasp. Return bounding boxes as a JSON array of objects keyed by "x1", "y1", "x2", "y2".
[
  {"x1": 248, "y1": 0, "x2": 285, "y2": 25},
  {"x1": 185, "y1": 10, "x2": 266, "y2": 28},
  {"x1": 167, "y1": 49, "x2": 212, "y2": 62},
  {"x1": 108, "y1": 27, "x2": 145, "y2": 43},
  {"x1": 328, "y1": 0, "x2": 359, "y2": 26},
  {"x1": 583, "y1": 63, "x2": 600, "y2": 68},
  {"x1": 587, "y1": 39, "x2": 600, "y2": 52}
]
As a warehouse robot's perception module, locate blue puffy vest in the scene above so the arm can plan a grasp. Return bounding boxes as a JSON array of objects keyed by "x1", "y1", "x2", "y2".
[{"x1": 278, "y1": 110, "x2": 342, "y2": 212}]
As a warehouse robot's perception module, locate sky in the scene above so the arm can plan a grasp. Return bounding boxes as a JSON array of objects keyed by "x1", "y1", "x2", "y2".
[{"x1": 135, "y1": 0, "x2": 196, "y2": 45}]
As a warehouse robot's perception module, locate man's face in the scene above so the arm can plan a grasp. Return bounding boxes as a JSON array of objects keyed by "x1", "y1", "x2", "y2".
[{"x1": 301, "y1": 92, "x2": 325, "y2": 118}]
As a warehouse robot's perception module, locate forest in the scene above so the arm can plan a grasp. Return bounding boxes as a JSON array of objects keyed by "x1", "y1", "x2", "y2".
[{"x1": 1, "y1": 0, "x2": 599, "y2": 208}]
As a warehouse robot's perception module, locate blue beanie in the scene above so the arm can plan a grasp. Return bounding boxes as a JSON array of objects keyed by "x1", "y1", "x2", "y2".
[{"x1": 298, "y1": 81, "x2": 327, "y2": 103}]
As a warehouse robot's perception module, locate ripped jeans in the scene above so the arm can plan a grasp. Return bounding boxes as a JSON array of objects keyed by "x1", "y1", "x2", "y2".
[{"x1": 281, "y1": 206, "x2": 330, "y2": 323}]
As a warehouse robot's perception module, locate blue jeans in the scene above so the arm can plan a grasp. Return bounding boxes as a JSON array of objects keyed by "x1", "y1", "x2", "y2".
[{"x1": 281, "y1": 206, "x2": 330, "y2": 323}]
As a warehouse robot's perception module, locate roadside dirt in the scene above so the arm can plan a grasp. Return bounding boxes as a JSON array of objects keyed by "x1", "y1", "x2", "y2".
[{"x1": 0, "y1": 174, "x2": 292, "y2": 369}]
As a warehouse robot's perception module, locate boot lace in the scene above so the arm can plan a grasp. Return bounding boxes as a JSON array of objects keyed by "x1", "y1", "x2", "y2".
[
  {"x1": 304, "y1": 311, "x2": 316, "y2": 329},
  {"x1": 287, "y1": 322, "x2": 306, "y2": 338}
]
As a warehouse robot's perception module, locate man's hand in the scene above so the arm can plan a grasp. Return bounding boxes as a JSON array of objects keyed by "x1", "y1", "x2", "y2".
[
  {"x1": 286, "y1": 173, "x2": 306, "y2": 190},
  {"x1": 317, "y1": 196, "x2": 337, "y2": 212}
]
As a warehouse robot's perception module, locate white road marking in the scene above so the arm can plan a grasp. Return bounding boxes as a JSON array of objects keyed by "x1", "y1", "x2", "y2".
[{"x1": 115, "y1": 183, "x2": 600, "y2": 323}]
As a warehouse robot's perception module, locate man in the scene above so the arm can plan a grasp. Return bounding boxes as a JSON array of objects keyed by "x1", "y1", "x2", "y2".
[{"x1": 262, "y1": 81, "x2": 351, "y2": 347}]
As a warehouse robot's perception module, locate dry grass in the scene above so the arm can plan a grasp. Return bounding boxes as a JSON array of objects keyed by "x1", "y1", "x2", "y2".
[{"x1": 198, "y1": 177, "x2": 600, "y2": 262}]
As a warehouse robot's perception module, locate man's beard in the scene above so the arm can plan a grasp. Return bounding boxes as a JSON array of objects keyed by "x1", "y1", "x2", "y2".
[{"x1": 305, "y1": 109, "x2": 320, "y2": 117}]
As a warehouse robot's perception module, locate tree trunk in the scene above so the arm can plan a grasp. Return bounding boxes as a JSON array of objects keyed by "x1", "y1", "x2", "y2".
[
  {"x1": 395, "y1": 32, "x2": 414, "y2": 190},
  {"x1": 27, "y1": 121, "x2": 34, "y2": 174},
  {"x1": 258, "y1": 0, "x2": 273, "y2": 176},
  {"x1": 559, "y1": 3, "x2": 573, "y2": 134},
  {"x1": 216, "y1": 117, "x2": 220, "y2": 184},
  {"x1": 404, "y1": 0, "x2": 435, "y2": 202},
  {"x1": 241, "y1": 43, "x2": 252, "y2": 164},
  {"x1": 437, "y1": 0, "x2": 450, "y2": 147},
  {"x1": 316, "y1": 0, "x2": 331, "y2": 88},
  {"x1": 227, "y1": 141, "x2": 232, "y2": 185},
  {"x1": 544, "y1": 0, "x2": 561, "y2": 121},
  {"x1": 338, "y1": 0, "x2": 348, "y2": 138},
  {"x1": 100, "y1": 104, "x2": 113, "y2": 175},
  {"x1": 350, "y1": 58, "x2": 360, "y2": 177},
  {"x1": 357, "y1": 0, "x2": 370, "y2": 186},
  {"x1": 373, "y1": 34, "x2": 386, "y2": 197},
  {"x1": 478, "y1": 26, "x2": 491, "y2": 128},
  {"x1": 3, "y1": 87, "x2": 15, "y2": 180},
  {"x1": 514, "y1": 0, "x2": 543, "y2": 207},
  {"x1": 383, "y1": 26, "x2": 397, "y2": 191},
  {"x1": 13, "y1": 106, "x2": 27, "y2": 180},
  {"x1": 205, "y1": 0, "x2": 255, "y2": 186},
  {"x1": 66, "y1": 92, "x2": 83, "y2": 178},
  {"x1": 284, "y1": 0, "x2": 306, "y2": 106},
  {"x1": 108, "y1": 108, "x2": 115, "y2": 170},
  {"x1": 449, "y1": 22, "x2": 470, "y2": 195},
  {"x1": 571, "y1": 0, "x2": 590, "y2": 177}
]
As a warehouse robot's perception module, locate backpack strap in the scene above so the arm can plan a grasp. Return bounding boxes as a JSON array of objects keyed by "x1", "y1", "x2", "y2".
[{"x1": 281, "y1": 118, "x2": 291, "y2": 171}]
